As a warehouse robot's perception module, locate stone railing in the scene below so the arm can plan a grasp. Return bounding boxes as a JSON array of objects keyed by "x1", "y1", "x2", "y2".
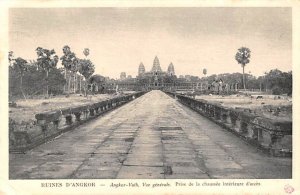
[
  {"x1": 9, "y1": 91, "x2": 146, "y2": 153},
  {"x1": 164, "y1": 91, "x2": 292, "y2": 157}
]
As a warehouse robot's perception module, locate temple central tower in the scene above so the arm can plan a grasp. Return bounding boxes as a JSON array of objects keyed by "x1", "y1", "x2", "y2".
[{"x1": 151, "y1": 56, "x2": 162, "y2": 72}]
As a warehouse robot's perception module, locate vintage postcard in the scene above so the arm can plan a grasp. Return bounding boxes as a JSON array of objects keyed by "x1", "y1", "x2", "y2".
[{"x1": 1, "y1": 0, "x2": 299, "y2": 194}]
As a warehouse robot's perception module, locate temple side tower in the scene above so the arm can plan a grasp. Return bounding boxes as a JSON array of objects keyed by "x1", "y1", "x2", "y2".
[
  {"x1": 167, "y1": 62, "x2": 175, "y2": 76},
  {"x1": 138, "y1": 62, "x2": 145, "y2": 76}
]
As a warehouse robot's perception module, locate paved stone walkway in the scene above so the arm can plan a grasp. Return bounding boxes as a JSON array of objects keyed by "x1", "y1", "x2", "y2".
[{"x1": 10, "y1": 90, "x2": 292, "y2": 179}]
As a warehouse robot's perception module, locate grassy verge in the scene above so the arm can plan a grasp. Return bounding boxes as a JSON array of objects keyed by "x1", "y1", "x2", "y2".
[
  {"x1": 9, "y1": 94, "x2": 116, "y2": 123},
  {"x1": 195, "y1": 94, "x2": 292, "y2": 121}
]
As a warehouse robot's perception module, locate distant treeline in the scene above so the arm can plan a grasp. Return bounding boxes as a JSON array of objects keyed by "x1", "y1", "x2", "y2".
[
  {"x1": 199, "y1": 69, "x2": 292, "y2": 95},
  {"x1": 9, "y1": 64, "x2": 292, "y2": 100}
]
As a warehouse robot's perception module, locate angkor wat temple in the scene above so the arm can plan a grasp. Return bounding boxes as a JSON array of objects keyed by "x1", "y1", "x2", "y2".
[{"x1": 136, "y1": 56, "x2": 176, "y2": 89}]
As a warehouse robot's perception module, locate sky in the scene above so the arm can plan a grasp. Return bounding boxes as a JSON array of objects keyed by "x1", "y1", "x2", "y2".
[{"x1": 9, "y1": 7, "x2": 292, "y2": 79}]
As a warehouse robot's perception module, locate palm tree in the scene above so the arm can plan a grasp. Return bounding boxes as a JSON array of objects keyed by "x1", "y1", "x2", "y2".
[
  {"x1": 61, "y1": 45, "x2": 70, "y2": 92},
  {"x1": 203, "y1": 68, "x2": 207, "y2": 77},
  {"x1": 60, "y1": 45, "x2": 77, "y2": 93},
  {"x1": 78, "y1": 58, "x2": 95, "y2": 96},
  {"x1": 81, "y1": 48, "x2": 90, "y2": 93},
  {"x1": 83, "y1": 48, "x2": 90, "y2": 59},
  {"x1": 36, "y1": 47, "x2": 58, "y2": 97},
  {"x1": 235, "y1": 47, "x2": 251, "y2": 90}
]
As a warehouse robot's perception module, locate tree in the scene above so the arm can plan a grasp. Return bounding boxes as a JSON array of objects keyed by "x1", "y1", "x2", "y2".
[
  {"x1": 71, "y1": 59, "x2": 79, "y2": 93},
  {"x1": 264, "y1": 69, "x2": 292, "y2": 95},
  {"x1": 90, "y1": 74, "x2": 105, "y2": 83},
  {"x1": 89, "y1": 74, "x2": 106, "y2": 93},
  {"x1": 36, "y1": 47, "x2": 59, "y2": 97},
  {"x1": 60, "y1": 45, "x2": 78, "y2": 93},
  {"x1": 12, "y1": 57, "x2": 28, "y2": 99},
  {"x1": 78, "y1": 59, "x2": 95, "y2": 96},
  {"x1": 235, "y1": 47, "x2": 251, "y2": 90},
  {"x1": 8, "y1": 51, "x2": 14, "y2": 66},
  {"x1": 9, "y1": 62, "x2": 66, "y2": 100},
  {"x1": 83, "y1": 48, "x2": 90, "y2": 59},
  {"x1": 203, "y1": 68, "x2": 207, "y2": 77},
  {"x1": 81, "y1": 48, "x2": 90, "y2": 92}
]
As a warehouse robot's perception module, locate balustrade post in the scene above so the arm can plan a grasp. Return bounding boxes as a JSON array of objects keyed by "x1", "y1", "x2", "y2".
[
  {"x1": 89, "y1": 109, "x2": 95, "y2": 116},
  {"x1": 37, "y1": 120, "x2": 48, "y2": 137},
  {"x1": 246, "y1": 123, "x2": 258, "y2": 140},
  {"x1": 229, "y1": 111, "x2": 238, "y2": 128},
  {"x1": 214, "y1": 106, "x2": 221, "y2": 120},
  {"x1": 234, "y1": 118, "x2": 242, "y2": 133},
  {"x1": 221, "y1": 109, "x2": 230, "y2": 124},
  {"x1": 240, "y1": 120, "x2": 249, "y2": 135},
  {"x1": 74, "y1": 112, "x2": 81, "y2": 122},
  {"x1": 65, "y1": 115, "x2": 72, "y2": 125},
  {"x1": 210, "y1": 105, "x2": 215, "y2": 117},
  {"x1": 53, "y1": 119, "x2": 60, "y2": 129}
]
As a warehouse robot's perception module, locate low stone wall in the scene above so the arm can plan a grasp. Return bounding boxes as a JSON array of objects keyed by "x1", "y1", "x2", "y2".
[
  {"x1": 9, "y1": 92, "x2": 146, "y2": 153},
  {"x1": 165, "y1": 91, "x2": 292, "y2": 157}
]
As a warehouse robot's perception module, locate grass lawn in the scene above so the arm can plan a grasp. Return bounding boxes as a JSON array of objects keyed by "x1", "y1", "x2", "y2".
[
  {"x1": 195, "y1": 94, "x2": 292, "y2": 121},
  {"x1": 9, "y1": 94, "x2": 116, "y2": 123}
]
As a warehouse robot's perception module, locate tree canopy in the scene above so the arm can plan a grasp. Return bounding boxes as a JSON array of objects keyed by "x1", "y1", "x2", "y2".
[
  {"x1": 203, "y1": 68, "x2": 207, "y2": 76},
  {"x1": 36, "y1": 47, "x2": 58, "y2": 72},
  {"x1": 235, "y1": 47, "x2": 251, "y2": 67},
  {"x1": 60, "y1": 45, "x2": 78, "y2": 72},
  {"x1": 78, "y1": 59, "x2": 95, "y2": 80},
  {"x1": 13, "y1": 57, "x2": 28, "y2": 75}
]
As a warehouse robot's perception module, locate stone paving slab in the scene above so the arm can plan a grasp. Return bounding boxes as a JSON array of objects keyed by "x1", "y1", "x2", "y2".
[
  {"x1": 73, "y1": 169, "x2": 118, "y2": 179},
  {"x1": 9, "y1": 90, "x2": 292, "y2": 179},
  {"x1": 117, "y1": 166, "x2": 164, "y2": 179},
  {"x1": 165, "y1": 173, "x2": 210, "y2": 179},
  {"x1": 123, "y1": 160, "x2": 164, "y2": 167}
]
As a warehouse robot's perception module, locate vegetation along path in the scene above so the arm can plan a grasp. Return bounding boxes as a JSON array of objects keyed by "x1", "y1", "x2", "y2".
[{"x1": 10, "y1": 90, "x2": 291, "y2": 179}]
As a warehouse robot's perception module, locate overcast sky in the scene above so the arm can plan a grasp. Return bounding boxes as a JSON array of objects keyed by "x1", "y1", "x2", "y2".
[{"x1": 9, "y1": 7, "x2": 292, "y2": 79}]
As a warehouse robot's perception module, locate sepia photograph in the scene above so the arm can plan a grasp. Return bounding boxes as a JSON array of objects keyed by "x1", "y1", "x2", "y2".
[
  {"x1": 1, "y1": 1, "x2": 300, "y2": 194},
  {"x1": 7, "y1": 7, "x2": 293, "y2": 180}
]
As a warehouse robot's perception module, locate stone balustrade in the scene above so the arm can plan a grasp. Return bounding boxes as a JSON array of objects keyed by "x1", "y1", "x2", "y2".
[
  {"x1": 9, "y1": 91, "x2": 146, "y2": 153},
  {"x1": 164, "y1": 91, "x2": 292, "y2": 157}
]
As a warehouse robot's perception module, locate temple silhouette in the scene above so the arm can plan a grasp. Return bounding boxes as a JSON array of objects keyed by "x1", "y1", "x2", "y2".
[{"x1": 137, "y1": 56, "x2": 176, "y2": 88}]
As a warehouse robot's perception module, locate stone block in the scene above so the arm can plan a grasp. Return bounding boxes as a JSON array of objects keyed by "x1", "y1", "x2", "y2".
[{"x1": 35, "y1": 110, "x2": 61, "y2": 122}]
